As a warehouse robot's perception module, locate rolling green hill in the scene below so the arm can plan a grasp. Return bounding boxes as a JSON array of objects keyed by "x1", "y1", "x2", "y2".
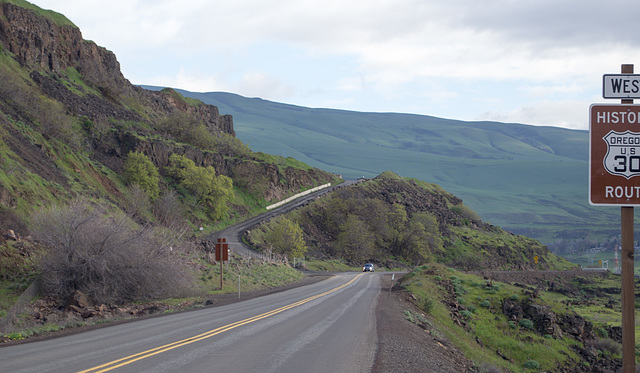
[{"x1": 142, "y1": 87, "x2": 622, "y2": 243}]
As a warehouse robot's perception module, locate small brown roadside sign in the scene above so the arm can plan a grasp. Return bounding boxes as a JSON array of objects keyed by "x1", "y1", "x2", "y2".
[
  {"x1": 590, "y1": 104, "x2": 640, "y2": 205},
  {"x1": 215, "y1": 237, "x2": 229, "y2": 261}
]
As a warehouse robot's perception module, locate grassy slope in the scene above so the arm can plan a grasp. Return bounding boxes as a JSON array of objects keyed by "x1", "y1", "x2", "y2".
[
  {"x1": 401, "y1": 265, "x2": 631, "y2": 372},
  {"x1": 141, "y1": 87, "x2": 621, "y2": 243}
]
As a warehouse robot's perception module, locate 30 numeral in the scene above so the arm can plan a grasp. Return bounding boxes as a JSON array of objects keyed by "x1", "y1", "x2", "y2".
[{"x1": 614, "y1": 155, "x2": 640, "y2": 173}]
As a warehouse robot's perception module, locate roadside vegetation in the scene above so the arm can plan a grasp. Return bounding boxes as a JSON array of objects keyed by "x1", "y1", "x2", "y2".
[
  {"x1": 0, "y1": 236, "x2": 304, "y2": 341},
  {"x1": 398, "y1": 264, "x2": 634, "y2": 372},
  {"x1": 248, "y1": 172, "x2": 575, "y2": 273}
]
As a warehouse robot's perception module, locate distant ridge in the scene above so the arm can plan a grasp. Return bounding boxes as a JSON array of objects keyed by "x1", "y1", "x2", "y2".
[{"x1": 142, "y1": 86, "x2": 619, "y2": 243}]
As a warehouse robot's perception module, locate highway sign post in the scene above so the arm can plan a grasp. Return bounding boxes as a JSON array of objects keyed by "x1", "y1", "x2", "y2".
[
  {"x1": 591, "y1": 64, "x2": 636, "y2": 372},
  {"x1": 215, "y1": 237, "x2": 229, "y2": 288}
]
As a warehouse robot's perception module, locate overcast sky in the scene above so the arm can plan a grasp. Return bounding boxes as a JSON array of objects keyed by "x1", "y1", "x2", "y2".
[{"x1": 29, "y1": 0, "x2": 640, "y2": 130}]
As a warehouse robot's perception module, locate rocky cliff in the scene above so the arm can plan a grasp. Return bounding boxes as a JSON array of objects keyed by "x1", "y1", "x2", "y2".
[
  {"x1": 0, "y1": 2, "x2": 233, "y2": 134},
  {"x1": 0, "y1": 1, "x2": 337, "y2": 215}
]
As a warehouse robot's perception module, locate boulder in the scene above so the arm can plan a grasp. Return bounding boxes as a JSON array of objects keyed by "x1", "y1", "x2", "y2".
[
  {"x1": 502, "y1": 299, "x2": 524, "y2": 320},
  {"x1": 558, "y1": 313, "x2": 594, "y2": 341},
  {"x1": 70, "y1": 290, "x2": 90, "y2": 309}
]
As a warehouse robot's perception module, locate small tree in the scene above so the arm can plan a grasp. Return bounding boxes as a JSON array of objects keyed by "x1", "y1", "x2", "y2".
[
  {"x1": 264, "y1": 217, "x2": 307, "y2": 258},
  {"x1": 121, "y1": 184, "x2": 152, "y2": 222},
  {"x1": 123, "y1": 151, "x2": 160, "y2": 200},
  {"x1": 166, "y1": 154, "x2": 233, "y2": 220},
  {"x1": 405, "y1": 212, "x2": 442, "y2": 264},
  {"x1": 335, "y1": 214, "x2": 375, "y2": 263}
]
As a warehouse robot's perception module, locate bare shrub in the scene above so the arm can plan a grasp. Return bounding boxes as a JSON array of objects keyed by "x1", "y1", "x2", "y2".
[
  {"x1": 30, "y1": 199, "x2": 196, "y2": 304},
  {"x1": 121, "y1": 184, "x2": 152, "y2": 223},
  {"x1": 152, "y1": 190, "x2": 186, "y2": 230},
  {"x1": 591, "y1": 338, "x2": 621, "y2": 356}
]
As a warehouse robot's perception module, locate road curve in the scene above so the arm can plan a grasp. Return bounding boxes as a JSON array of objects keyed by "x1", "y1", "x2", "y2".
[
  {"x1": 209, "y1": 180, "x2": 360, "y2": 258},
  {"x1": 0, "y1": 272, "x2": 381, "y2": 373}
]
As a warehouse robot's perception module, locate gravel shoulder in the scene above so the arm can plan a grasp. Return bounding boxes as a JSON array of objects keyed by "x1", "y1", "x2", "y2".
[{"x1": 373, "y1": 274, "x2": 475, "y2": 373}]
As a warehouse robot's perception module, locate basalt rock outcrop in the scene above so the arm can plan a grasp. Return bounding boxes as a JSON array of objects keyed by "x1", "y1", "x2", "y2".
[
  {"x1": 0, "y1": 1, "x2": 335, "y2": 205},
  {"x1": 0, "y1": 2, "x2": 233, "y2": 134}
]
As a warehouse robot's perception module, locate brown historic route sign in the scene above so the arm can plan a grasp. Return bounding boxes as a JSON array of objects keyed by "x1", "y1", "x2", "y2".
[{"x1": 590, "y1": 104, "x2": 640, "y2": 205}]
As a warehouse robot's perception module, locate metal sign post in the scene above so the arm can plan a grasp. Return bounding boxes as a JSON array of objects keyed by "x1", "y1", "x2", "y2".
[
  {"x1": 620, "y1": 64, "x2": 636, "y2": 373},
  {"x1": 591, "y1": 64, "x2": 636, "y2": 372}
]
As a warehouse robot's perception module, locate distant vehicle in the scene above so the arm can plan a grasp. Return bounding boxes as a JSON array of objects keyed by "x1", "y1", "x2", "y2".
[{"x1": 362, "y1": 263, "x2": 374, "y2": 272}]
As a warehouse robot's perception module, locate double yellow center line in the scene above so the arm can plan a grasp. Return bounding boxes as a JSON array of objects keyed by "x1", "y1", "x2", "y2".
[{"x1": 78, "y1": 273, "x2": 363, "y2": 373}]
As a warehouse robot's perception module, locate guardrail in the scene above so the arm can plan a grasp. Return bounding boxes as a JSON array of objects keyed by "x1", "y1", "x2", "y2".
[{"x1": 265, "y1": 183, "x2": 331, "y2": 210}]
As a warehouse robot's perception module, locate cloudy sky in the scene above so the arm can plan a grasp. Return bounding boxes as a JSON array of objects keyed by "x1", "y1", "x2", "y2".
[{"x1": 30, "y1": 0, "x2": 640, "y2": 130}]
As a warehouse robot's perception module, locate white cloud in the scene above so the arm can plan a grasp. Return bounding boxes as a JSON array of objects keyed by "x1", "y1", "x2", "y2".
[
  {"x1": 237, "y1": 72, "x2": 294, "y2": 100},
  {"x1": 144, "y1": 68, "x2": 229, "y2": 92},
  {"x1": 477, "y1": 100, "x2": 592, "y2": 130},
  {"x1": 28, "y1": 0, "x2": 640, "y2": 129}
]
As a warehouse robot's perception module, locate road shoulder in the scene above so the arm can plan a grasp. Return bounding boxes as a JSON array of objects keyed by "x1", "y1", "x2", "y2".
[{"x1": 373, "y1": 274, "x2": 475, "y2": 373}]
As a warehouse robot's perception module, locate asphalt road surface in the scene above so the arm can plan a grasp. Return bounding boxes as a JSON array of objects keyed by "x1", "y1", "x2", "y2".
[{"x1": 0, "y1": 272, "x2": 381, "y2": 373}]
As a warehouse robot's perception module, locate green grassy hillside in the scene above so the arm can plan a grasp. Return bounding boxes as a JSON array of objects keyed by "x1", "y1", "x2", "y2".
[
  {"x1": 141, "y1": 88, "x2": 621, "y2": 243},
  {"x1": 399, "y1": 265, "x2": 630, "y2": 372}
]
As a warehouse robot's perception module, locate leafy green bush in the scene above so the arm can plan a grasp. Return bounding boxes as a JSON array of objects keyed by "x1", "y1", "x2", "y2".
[
  {"x1": 519, "y1": 319, "x2": 534, "y2": 330},
  {"x1": 263, "y1": 216, "x2": 307, "y2": 257},
  {"x1": 523, "y1": 360, "x2": 540, "y2": 370},
  {"x1": 421, "y1": 297, "x2": 435, "y2": 314},
  {"x1": 156, "y1": 111, "x2": 250, "y2": 156},
  {"x1": 595, "y1": 327, "x2": 608, "y2": 338},
  {"x1": 403, "y1": 309, "x2": 415, "y2": 323},
  {"x1": 461, "y1": 310, "x2": 473, "y2": 319},
  {"x1": 451, "y1": 204, "x2": 480, "y2": 222},
  {"x1": 454, "y1": 284, "x2": 467, "y2": 295},
  {"x1": 166, "y1": 154, "x2": 233, "y2": 220},
  {"x1": 403, "y1": 309, "x2": 432, "y2": 326},
  {"x1": 480, "y1": 299, "x2": 491, "y2": 308},
  {"x1": 123, "y1": 151, "x2": 160, "y2": 200}
]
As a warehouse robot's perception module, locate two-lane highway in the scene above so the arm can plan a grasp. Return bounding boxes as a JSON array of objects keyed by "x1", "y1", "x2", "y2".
[{"x1": 0, "y1": 272, "x2": 382, "y2": 373}]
